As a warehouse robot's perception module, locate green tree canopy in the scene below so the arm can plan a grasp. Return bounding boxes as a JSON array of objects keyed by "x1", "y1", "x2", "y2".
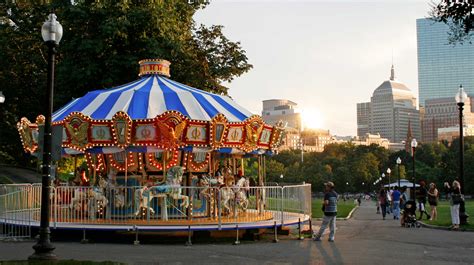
[{"x1": 0, "y1": 0, "x2": 252, "y2": 165}]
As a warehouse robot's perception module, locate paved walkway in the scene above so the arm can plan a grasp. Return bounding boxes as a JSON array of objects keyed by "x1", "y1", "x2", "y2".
[{"x1": 1, "y1": 201, "x2": 474, "y2": 265}]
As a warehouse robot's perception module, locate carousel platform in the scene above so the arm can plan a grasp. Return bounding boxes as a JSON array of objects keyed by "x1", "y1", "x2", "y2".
[{"x1": 1, "y1": 210, "x2": 309, "y2": 232}]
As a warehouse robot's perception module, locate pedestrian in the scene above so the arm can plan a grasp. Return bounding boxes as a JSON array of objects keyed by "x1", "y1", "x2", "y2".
[
  {"x1": 378, "y1": 188, "x2": 387, "y2": 220},
  {"x1": 313, "y1": 181, "x2": 338, "y2": 242},
  {"x1": 386, "y1": 188, "x2": 392, "y2": 214},
  {"x1": 427, "y1": 182, "x2": 439, "y2": 221},
  {"x1": 391, "y1": 186, "x2": 401, "y2": 220},
  {"x1": 450, "y1": 180, "x2": 463, "y2": 230},
  {"x1": 357, "y1": 196, "x2": 361, "y2": 206},
  {"x1": 416, "y1": 180, "x2": 431, "y2": 220},
  {"x1": 400, "y1": 186, "x2": 408, "y2": 209}
]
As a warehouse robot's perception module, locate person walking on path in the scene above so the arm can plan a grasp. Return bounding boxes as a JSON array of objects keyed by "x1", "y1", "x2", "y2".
[
  {"x1": 416, "y1": 180, "x2": 431, "y2": 220},
  {"x1": 427, "y1": 182, "x2": 439, "y2": 221},
  {"x1": 378, "y1": 188, "x2": 387, "y2": 220},
  {"x1": 450, "y1": 180, "x2": 462, "y2": 230},
  {"x1": 313, "y1": 181, "x2": 338, "y2": 242},
  {"x1": 391, "y1": 186, "x2": 401, "y2": 220}
]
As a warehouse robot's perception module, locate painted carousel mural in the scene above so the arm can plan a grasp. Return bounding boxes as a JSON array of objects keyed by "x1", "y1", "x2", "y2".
[{"x1": 3, "y1": 59, "x2": 311, "y2": 237}]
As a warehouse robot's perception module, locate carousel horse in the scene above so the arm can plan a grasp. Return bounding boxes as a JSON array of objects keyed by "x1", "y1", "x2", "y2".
[
  {"x1": 134, "y1": 183, "x2": 159, "y2": 216},
  {"x1": 69, "y1": 186, "x2": 108, "y2": 213},
  {"x1": 220, "y1": 175, "x2": 235, "y2": 216},
  {"x1": 165, "y1": 166, "x2": 189, "y2": 208},
  {"x1": 235, "y1": 177, "x2": 250, "y2": 213}
]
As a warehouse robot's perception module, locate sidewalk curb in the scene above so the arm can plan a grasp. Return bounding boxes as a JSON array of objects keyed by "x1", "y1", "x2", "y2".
[
  {"x1": 418, "y1": 221, "x2": 474, "y2": 232},
  {"x1": 344, "y1": 205, "x2": 359, "y2": 220},
  {"x1": 313, "y1": 205, "x2": 359, "y2": 221}
]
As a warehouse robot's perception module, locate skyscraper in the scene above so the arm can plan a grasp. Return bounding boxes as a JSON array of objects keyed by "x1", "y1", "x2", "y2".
[
  {"x1": 357, "y1": 66, "x2": 421, "y2": 143},
  {"x1": 417, "y1": 18, "x2": 474, "y2": 107}
]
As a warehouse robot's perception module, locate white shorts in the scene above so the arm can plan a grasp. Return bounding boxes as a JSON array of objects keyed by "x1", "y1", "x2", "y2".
[{"x1": 418, "y1": 202, "x2": 425, "y2": 211}]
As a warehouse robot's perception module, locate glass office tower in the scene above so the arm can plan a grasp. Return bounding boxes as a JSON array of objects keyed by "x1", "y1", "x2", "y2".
[{"x1": 417, "y1": 18, "x2": 474, "y2": 107}]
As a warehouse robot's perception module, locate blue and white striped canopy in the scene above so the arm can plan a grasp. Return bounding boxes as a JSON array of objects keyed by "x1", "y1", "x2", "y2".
[{"x1": 52, "y1": 75, "x2": 253, "y2": 123}]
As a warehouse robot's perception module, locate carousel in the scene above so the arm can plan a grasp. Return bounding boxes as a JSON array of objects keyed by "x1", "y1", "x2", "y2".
[{"x1": 3, "y1": 59, "x2": 311, "y2": 237}]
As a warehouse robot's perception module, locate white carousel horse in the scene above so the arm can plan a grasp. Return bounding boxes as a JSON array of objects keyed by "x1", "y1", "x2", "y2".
[
  {"x1": 165, "y1": 166, "x2": 189, "y2": 208},
  {"x1": 220, "y1": 175, "x2": 235, "y2": 216},
  {"x1": 134, "y1": 184, "x2": 161, "y2": 216},
  {"x1": 235, "y1": 177, "x2": 250, "y2": 213},
  {"x1": 69, "y1": 187, "x2": 109, "y2": 213}
]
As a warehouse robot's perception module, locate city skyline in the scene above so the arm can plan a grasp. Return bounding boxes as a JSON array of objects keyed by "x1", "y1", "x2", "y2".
[{"x1": 194, "y1": 0, "x2": 433, "y2": 136}]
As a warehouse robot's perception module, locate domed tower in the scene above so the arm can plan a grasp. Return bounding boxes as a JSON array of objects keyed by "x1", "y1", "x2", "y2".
[{"x1": 369, "y1": 65, "x2": 421, "y2": 143}]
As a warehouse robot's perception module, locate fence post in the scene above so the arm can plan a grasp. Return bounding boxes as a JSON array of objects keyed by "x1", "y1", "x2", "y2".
[
  {"x1": 273, "y1": 220, "x2": 278, "y2": 243},
  {"x1": 133, "y1": 225, "x2": 140, "y2": 245},
  {"x1": 185, "y1": 225, "x2": 192, "y2": 246},
  {"x1": 280, "y1": 187, "x2": 284, "y2": 226},
  {"x1": 81, "y1": 227, "x2": 88, "y2": 244},
  {"x1": 233, "y1": 224, "x2": 240, "y2": 245},
  {"x1": 218, "y1": 189, "x2": 222, "y2": 230}
]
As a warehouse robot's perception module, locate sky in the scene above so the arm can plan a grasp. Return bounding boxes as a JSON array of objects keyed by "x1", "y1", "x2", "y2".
[{"x1": 193, "y1": 0, "x2": 433, "y2": 136}]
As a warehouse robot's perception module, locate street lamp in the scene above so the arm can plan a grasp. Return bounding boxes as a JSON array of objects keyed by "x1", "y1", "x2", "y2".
[
  {"x1": 396, "y1": 157, "x2": 401, "y2": 188},
  {"x1": 29, "y1": 13, "x2": 62, "y2": 261},
  {"x1": 386, "y1": 168, "x2": 391, "y2": 191},
  {"x1": 411, "y1": 138, "x2": 418, "y2": 200},
  {"x1": 455, "y1": 85, "x2": 469, "y2": 224},
  {"x1": 0, "y1": 91, "x2": 5, "y2": 103}
]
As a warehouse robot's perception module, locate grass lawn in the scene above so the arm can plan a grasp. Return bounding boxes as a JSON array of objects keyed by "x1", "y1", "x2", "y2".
[
  {"x1": 312, "y1": 198, "x2": 357, "y2": 218},
  {"x1": 424, "y1": 200, "x2": 474, "y2": 230}
]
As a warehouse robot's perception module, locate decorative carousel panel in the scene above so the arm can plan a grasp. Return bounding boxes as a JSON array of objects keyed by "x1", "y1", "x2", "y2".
[
  {"x1": 63, "y1": 112, "x2": 92, "y2": 151},
  {"x1": 224, "y1": 125, "x2": 244, "y2": 145},
  {"x1": 133, "y1": 122, "x2": 157, "y2": 144},
  {"x1": 145, "y1": 150, "x2": 179, "y2": 171},
  {"x1": 258, "y1": 126, "x2": 273, "y2": 147},
  {"x1": 210, "y1": 114, "x2": 228, "y2": 149},
  {"x1": 187, "y1": 152, "x2": 210, "y2": 172},
  {"x1": 17, "y1": 117, "x2": 39, "y2": 153},
  {"x1": 86, "y1": 153, "x2": 107, "y2": 175},
  {"x1": 185, "y1": 123, "x2": 208, "y2": 145},
  {"x1": 111, "y1": 112, "x2": 132, "y2": 148},
  {"x1": 243, "y1": 116, "x2": 265, "y2": 152},
  {"x1": 106, "y1": 151, "x2": 138, "y2": 172},
  {"x1": 156, "y1": 111, "x2": 188, "y2": 149},
  {"x1": 90, "y1": 124, "x2": 113, "y2": 145},
  {"x1": 269, "y1": 120, "x2": 286, "y2": 149}
]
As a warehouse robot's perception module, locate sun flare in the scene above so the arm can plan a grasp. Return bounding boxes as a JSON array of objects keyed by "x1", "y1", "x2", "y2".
[{"x1": 301, "y1": 108, "x2": 324, "y2": 130}]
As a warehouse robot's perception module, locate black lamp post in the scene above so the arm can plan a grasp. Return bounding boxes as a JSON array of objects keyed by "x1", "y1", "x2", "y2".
[
  {"x1": 29, "y1": 13, "x2": 62, "y2": 261},
  {"x1": 455, "y1": 85, "x2": 469, "y2": 224},
  {"x1": 396, "y1": 157, "x2": 401, "y2": 188},
  {"x1": 411, "y1": 138, "x2": 418, "y2": 200}
]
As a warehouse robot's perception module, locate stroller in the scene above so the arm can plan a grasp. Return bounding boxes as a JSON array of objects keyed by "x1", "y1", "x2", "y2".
[{"x1": 401, "y1": 200, "x2": 420, "y2": 228}]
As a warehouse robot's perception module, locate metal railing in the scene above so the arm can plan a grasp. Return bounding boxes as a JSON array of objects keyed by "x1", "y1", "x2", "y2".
[{"x1": 1, "y1": 183, "x2": 311, "y2": 238}]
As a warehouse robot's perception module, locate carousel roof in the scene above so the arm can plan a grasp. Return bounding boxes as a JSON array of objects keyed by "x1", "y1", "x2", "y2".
[{"x1": 52, "y1": 66, "x2": 253, "y2": 123}]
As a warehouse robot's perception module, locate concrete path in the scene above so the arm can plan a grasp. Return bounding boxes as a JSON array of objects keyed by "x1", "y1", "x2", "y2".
[{"x1": 1, "y1": 201, "x2": 473, "y2": 265}]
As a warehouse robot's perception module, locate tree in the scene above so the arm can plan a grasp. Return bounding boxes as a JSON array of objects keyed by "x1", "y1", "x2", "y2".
[
  {"x1": 0, "y1": 0, "x2": 252, "y2": 165},
  {"x1": 430, "y1": 1, "x2": 474, "y2": 43}
]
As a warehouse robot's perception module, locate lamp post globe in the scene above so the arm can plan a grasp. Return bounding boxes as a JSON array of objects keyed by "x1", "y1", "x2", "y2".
[
  {"x1": 0, "y1": 91, "x2": 5, "y2": 103},
  {"x1": 455, "y1": 85, "x2": 469, "y2": 224},
  {"x1": 29, "y1": 13, "x2": 62, "y2": 261},
  {"x1": 411, "y1": 138, "x2": 418, "y2": 200},
  {"x1": 396, "y1": 157, "x2": 401, "y2": 188}
]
